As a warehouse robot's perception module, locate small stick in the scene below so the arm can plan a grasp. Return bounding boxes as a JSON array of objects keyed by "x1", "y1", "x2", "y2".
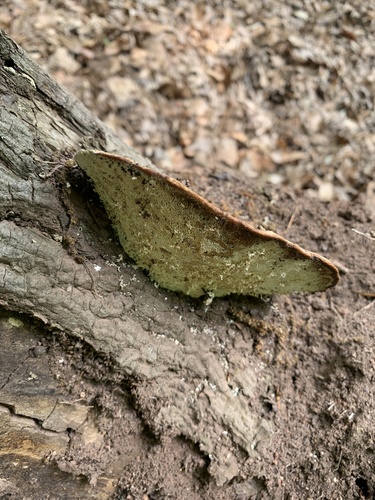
[
  {"x1": 351, "y1": 228, "x2": 375, "y2": 241},
  {"x1": 353, "y1": 291, "x2": 375, "y2": 298},
  {"x1": 283, "y1": 205, "x2": 299, "y2": 234}
]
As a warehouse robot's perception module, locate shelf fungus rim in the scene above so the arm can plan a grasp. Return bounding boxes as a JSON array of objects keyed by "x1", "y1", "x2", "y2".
[{"x1": 74, "y1": 149, "x2": 339, "y2": 298}]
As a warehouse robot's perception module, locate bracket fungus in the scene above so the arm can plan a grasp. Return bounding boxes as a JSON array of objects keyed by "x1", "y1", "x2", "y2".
[{"x1": 74, "y1": 150, "x2": 339, "y2": 298}]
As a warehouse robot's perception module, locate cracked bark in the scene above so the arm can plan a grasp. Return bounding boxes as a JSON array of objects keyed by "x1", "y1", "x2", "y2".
[{"x1": 0, "y1": 30, "x2": 273, "y2": 496}]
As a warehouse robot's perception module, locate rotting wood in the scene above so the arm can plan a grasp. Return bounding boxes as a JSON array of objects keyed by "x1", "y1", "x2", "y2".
[{"x1": 0, "y1": 29, "x2": 273, "y2": 493}]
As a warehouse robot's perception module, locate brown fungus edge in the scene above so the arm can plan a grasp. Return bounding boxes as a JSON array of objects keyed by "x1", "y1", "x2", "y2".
[{"x1": 75, "y1": 150, "x2": 340, "y2": 291}]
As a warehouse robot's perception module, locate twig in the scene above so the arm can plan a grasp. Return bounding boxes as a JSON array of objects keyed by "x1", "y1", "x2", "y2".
[
  {"x1": 353, "y1": 299, "x2": 375, "y2": 317},
  {"x1": 334, "y1": 449, "x2": 343, "y2": 472},
  {"x1": 351, "y1": 228, "x2": 375, "y2": 241},
  {"x1": 283, "y1": 205, "x2": 299, "y2": 234},
  {"x1": 353, "y1": 291, "x2": 375, "y2": 298}
]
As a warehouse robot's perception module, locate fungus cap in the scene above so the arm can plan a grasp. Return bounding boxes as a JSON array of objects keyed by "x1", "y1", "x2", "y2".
[{"x1": 74, "y1": 150, "x2": 339, "y2": 298}]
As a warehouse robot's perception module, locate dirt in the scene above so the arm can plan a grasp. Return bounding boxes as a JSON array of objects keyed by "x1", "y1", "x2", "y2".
[
  {"x1": 1, "y1": 0, "x2": 374, "y2": 498},
  {"x1": 30, "y1": 171, "x2": 373, "y2": 500}
]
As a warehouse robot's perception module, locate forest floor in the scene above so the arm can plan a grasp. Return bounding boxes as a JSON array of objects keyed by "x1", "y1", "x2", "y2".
[{"x1": 1, "y1": 1, "x2": 374, "y2": 499}]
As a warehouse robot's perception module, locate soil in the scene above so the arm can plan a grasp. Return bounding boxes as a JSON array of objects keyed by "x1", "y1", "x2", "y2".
[
  {"x1": 5, "y1": 172, "x2": 372, "y2": 500},
  {"x1": 1, "y1": 1, "x2": 374, "y2": 499}
]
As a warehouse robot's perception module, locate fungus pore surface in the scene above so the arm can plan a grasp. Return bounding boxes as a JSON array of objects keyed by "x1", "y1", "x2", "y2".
[{"x1": 74, "y1": 150, "x2": 339, "y2": 298}]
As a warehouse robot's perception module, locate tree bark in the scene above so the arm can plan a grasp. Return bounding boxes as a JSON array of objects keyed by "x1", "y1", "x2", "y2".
[{"x1": 0, "y1": 30, "x2": 274, "y2": 497}]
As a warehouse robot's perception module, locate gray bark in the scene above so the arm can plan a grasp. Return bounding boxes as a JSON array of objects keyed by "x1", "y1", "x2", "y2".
[{"x1": 0, "y1": 30, "x2": 272, "y2": 495}]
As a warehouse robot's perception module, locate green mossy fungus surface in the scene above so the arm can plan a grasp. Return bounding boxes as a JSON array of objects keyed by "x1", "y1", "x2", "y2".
[{"x1": 75, "y1": 150, "x2": 338, "y2": 298}]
